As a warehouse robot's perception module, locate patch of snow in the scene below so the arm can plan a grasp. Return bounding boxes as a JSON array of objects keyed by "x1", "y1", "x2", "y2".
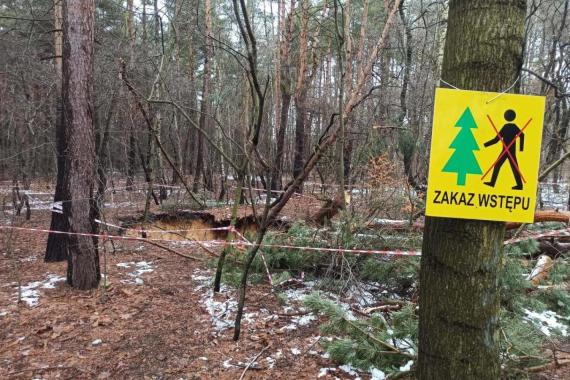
[
  {"x1": 91, "y1": 339, "x2": 103, "y2": 346},
  {"x1": 18, "y1": 274, "x2": 66, "y2": 307},
  {"x1": 265, "y1": 356, "x2": 276, "y2": 369},
  {"x1": 296, "y1": 313, "x2": 316, "y2": 326},
  {"x1": 291, "y1": 347, "x2": 301, "y2": 355},
  {"x1": 399, "y1": 360, "x2": 414, "y2": 372},
  {"x1": 191, "y1": 270, "x2": 213, "y2": 290},
  {"x1": 281, "y1": 313, "x2": 317, "y2": 331},
  {"x1": 0, "y1": 310, "x2": 8, "y2": 317},
  {"x1": 524, "y1": 309, "x2": 569, "y2": 336},
  {"x1": 118, "y1": 261, "x2": 154, "y2": 285},
  {"x1": 393, "y1": 338, "x2": 416, "y2": 355},
  {"x1": 244, "y1": 312, "x2": 257, "y2": 323},
  {"x1": 202, "y1": 289, "x2": 238, "y2": 331},
  {"x1": 199, "y1": 357, "x2": 208, "y2": 361},
  {"x1": 370, "y1": 367, "x2": 386, "y2": 380},
  {"x1": 41, "y1": 274, "x2": 66, "y2": 289},
  {"x1": 339, "y1": 364, "x2": 359, "y2": 376},
  {"x1": 222, "y1": 359, "x2": 236, "y2": 368},
  {"x1": 318, "y1": 368, "x2": 336, "y2": 378}
]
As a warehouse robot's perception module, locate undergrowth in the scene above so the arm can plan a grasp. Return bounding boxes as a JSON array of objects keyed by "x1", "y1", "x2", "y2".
[{"x1": 218, "y1": 220, "x2": 569, "y2": 378}]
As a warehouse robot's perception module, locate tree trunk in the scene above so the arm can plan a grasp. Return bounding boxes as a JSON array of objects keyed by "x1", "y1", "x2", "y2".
[
  {"x1": 62, "y1": 0, "x2": 100, "y2": 290},
  {"x1": 292, "y1": 0, "x2": 309, "y2": 189},
  {"x1": 125, "y1": 0, "x2": 137, "y2": 190},
  {"x1": 193, "y1": 0, "x2": 212, "y2": 193},
  {"x1": 270, "y1": 0, "x2": 293, "y2": 191},
  {"x1": 292, "y1": 97, "x2": 307, "y2": 181},
  {"x1": 272, "y1": 92, "x2": 291, "y2": 190},
  {"x1": 45, "y1": 0, "x2": 68, "y2": 263},
  {"x1": 418, "y1": 1, "x2": 526, "y2": 379}
]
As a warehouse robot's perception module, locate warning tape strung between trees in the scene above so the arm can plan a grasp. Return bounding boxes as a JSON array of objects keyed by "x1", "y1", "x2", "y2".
[
  {"x1": 503, "y1": 226, "x2": 570, "y2": 245},
  {"x1": 0, "y1": 225, "x2": 421, "y2": 257},
  {"x1": 1, "y1": 225, "x2": 569, "y2": 258}
]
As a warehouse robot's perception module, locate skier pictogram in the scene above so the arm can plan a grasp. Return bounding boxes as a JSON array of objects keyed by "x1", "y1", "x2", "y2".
[
  {"x1": 442, "y1": 107, "x2": 482, "y2": 186},
  {"x1": 482, "y1": 110, "x2": 530, "y2": 190}
]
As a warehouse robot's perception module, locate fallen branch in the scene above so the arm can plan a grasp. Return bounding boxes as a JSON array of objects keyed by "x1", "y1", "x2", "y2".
[
  {"x1": 506, "y1": 210, "x2": 570, "y2": 230},
  {"x1": 143, "y1": 240, "x2": 204, "y2": 261},
  {"x1": 238, "y1": 345, "x2": 269, "y2": 380},
  {"x1": 361, "y1": 304, "x2": 403, "y2": 314},
  {"x1": 366, "y1": 210, "x2": 569, "y2": 232}
]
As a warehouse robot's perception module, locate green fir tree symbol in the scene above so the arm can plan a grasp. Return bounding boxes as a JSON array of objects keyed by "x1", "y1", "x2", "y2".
[{"x1": 442, "y1": 107, "x2": 482, "y2": 186}]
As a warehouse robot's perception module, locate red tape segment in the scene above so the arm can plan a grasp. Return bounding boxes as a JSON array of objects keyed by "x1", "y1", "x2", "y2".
[
  {"x1": 4, "y1": 224, "x2": 568, "y2": 257},
  {"x1": 0, "y1": 225, "x2": 421, "y2": 257}
]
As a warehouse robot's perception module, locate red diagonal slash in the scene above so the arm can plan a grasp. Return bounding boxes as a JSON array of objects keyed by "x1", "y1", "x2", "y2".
[
  {"x1": 483, "y1": 115, "x2": 527, "y2": 183},
  {"x1": 481, "y1": 117, "x2": 532, "y2": 182}
]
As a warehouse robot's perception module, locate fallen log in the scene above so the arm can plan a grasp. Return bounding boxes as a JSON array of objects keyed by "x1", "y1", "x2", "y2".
[
  {"x1": 506, "y1": 210, "x2": 570, "y2": 230},
  {"x1": 366, "y1": 210, "x2": 569, "y2": 231},
  {"x1": 538, "y1": 241, "x2": 570, "y2": 258}
]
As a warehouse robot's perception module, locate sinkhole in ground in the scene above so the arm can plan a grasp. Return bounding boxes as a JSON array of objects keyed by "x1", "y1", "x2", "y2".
[{"x1": 120, "y1": 210, "x2": 287, "y2": 241}]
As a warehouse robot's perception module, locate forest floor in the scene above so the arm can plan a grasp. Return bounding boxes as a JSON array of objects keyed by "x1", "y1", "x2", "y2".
[
  {"x1": 0, "y1": 211, "x2": 349, "y2": 380},
  {"x1": 0, "y1": 188, "x2": 569, "y2": 380}
]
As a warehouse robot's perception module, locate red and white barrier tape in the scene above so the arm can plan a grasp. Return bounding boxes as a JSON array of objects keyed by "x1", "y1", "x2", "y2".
[
  {"x1": 0, "y1": 225, "x2": 421, "y2": 257},
  {"x1": 5, "y1": 224, "x2": 568, "y2": 257},
  {"x1": 0, "y1": 225, "x2": 221, "y2": 245},
  {"x1": 504, "y1": 227, "x2": 570, "y2": 245}
]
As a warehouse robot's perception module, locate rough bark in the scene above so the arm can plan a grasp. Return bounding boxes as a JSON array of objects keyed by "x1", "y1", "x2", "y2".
[
  {"x1": 292, "y1": 0, "x2": 309, "y2": 185},
  {"x1": 62, "y1": 0, "x2": 100, "y2": 290},
  {"x1": 418, "y1": 1, "x2": 526, "y2": 379},
  {"x1": 45, "y1": 0, "x2": 68, "y2": 263}
]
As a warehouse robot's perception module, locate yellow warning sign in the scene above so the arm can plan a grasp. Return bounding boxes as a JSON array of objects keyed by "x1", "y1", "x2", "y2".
[{"x1": 425, "y1": 88, "x2": 545, "y2": 223}]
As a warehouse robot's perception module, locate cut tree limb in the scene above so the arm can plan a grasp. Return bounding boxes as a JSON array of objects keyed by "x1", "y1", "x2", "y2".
[
  {"x1": 506, "y1": 210, "x2": 570, "y2": 230},
  {"x1": 365, "y1": 210, "x2": 569, "y2": 232}
]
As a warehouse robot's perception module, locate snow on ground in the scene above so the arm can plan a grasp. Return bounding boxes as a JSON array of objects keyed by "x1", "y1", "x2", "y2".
[
  {"x1": 399, "y1": 360, "x2": 414, "y2": 372},
  {"x1": 16, "y1": 274, "x2": 66, "y2": 307},
  {"x1": 202, "y1": 288, "x2": 238, "y2": 331},
  {"x1": 370, "y1": 367, "x2": 387, "y2": 380},
  {"x1": 524, "y1": 309, "x2": 569, "y2": 337},
  {"x1": 116, "y1": 261, "x2": 154, "y2": 285},
  {"x1": 318, "y1": 367, "x2": 337, "y2": 377},
  {"x1": 192, "y1": 270, "x2": 238, "y2": 331},
  {"x1": 339, "y1": 364, "x2": 360, "y2": 377}
]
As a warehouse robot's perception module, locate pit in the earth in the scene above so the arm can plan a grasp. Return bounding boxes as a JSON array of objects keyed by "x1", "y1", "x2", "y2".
[{"x1": 120, "y1": 210, "x2": 289, "y2": 241}]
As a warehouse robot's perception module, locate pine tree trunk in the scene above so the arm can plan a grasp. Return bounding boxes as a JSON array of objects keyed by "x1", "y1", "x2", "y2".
[
  {"x1": 45, "y1": 98, "x2": 68, "y2": 262},
  {"x1": 418, "y1": 1, "x2": 526, "y2": 379},
  {"x1": 193, "y1": 0, "x2": 212, "y2": 193},
  {"x1": 125, "y1": 0, "x2": 137, "y2": 191},
  {"x1": 45, "y1": 0, "x2": 68, "y2": 263},
  {"x1": 62, "y1": 0, "x2": 100, "y2": 290},
  {"x1": 271, "y1": 91, "x2": 291, "y2": 190},
  {"x1": 292, "y1": 0, "x2": 309, "y2": 189}
]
